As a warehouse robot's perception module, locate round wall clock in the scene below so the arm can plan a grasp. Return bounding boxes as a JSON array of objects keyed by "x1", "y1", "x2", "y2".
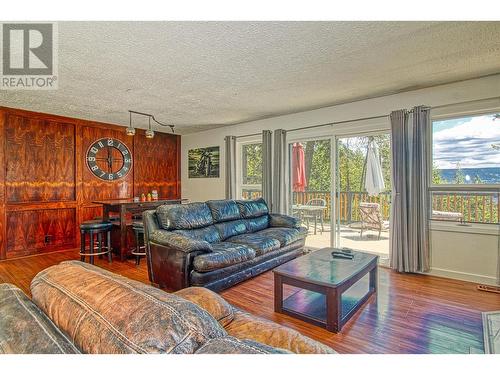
[{"x1": 86, "y1": 138, "x2": 132, "y2": 181}]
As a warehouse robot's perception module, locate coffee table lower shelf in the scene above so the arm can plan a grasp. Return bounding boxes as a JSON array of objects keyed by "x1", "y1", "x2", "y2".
[
  {"x1": 280, "y1": 284, "x2": 374, "y2": 332},
  {"x1": 274, "y1": 251, "x2": 378, "y2": 333}
]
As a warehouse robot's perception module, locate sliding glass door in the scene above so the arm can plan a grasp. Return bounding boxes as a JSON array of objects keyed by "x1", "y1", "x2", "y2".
[
  {"x1": 288, "y1": 138, "x2": 333, "y2": 249},
  {"x1": 334, "y1": 133, "x2": 391, "y2": 263}
]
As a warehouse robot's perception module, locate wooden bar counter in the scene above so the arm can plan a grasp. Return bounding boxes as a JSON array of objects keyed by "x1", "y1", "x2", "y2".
[{"x1": 92, "y1": 198, "x2": 185, "y2": 261}]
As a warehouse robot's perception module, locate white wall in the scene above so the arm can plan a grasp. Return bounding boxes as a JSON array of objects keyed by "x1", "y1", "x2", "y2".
[{"x1": 181, "y1": 74, "x2": 500, "y2": 285}]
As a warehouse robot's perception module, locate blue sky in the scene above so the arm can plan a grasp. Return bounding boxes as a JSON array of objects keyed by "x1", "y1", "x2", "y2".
[{"x1": 432, "y1": 114, "x2": 500, "y2": 170}]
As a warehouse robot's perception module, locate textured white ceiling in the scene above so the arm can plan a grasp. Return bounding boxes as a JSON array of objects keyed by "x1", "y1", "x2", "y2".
[{"x1": 1, "y1": 21, "x2": 500, "y2": 134}]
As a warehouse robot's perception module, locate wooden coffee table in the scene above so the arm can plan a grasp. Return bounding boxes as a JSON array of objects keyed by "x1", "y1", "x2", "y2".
[{"x1": 273, "y1": 248, "x2": 378, "y2": 332}]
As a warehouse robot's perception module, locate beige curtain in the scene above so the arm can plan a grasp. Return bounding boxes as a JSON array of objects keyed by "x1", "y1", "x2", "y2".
[
  {"x1": 272, "y1": 129, "x2": 289, "y2": 214},
  {"x1": 224, "y1": 136, "x2": 237, "y2": 199},
  {"x1": 262, "y1": 130, "x2": 273, "y2": 206},
  {"x1": 390, "y1": 106, "x2": 430, "y2": 273}
]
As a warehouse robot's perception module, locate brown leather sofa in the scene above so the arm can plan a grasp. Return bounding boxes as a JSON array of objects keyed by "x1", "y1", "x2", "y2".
[{"x1": 0, "y1": 261, "x2": 335, "y2": 354}]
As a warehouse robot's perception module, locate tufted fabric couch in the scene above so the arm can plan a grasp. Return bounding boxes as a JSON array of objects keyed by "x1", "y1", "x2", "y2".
[
  {"x1": 143, "y1": 198, "x2": 307, "y2": 291},
  {"x1": 0, "y1": 261, "x2": 335, "y2": 354}
]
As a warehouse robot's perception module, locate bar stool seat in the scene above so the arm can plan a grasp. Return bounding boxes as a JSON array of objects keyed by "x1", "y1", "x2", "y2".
[
  {"x1": 131, "y1": 221, "x2": 146, "y2": 265},
  {"x1": 79, "y1": 220, "x2": 113, "y2": 265},
  {"x1": 81, "y1": 220, "x2": 113, "y2": 231}
]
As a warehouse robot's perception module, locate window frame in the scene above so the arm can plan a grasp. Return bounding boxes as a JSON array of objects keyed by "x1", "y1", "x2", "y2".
[
  {"x1": 428, "y1": 99, "x2": 500, "y2": 190},
  {"x1": 427, "y1": 99, "x2": 500, "y2": 229},
  {"x1": 235, "y1": 135, "x2": 263, "y2": 200}
]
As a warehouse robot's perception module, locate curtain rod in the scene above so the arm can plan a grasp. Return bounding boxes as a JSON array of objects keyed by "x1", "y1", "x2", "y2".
[
  {"x1": 287, "y1": 114, "x2": 389, "y2": 133},
  {"x1": 227, "y1": 96, "x2": 500, "y2": 138},
  {"x1": 286, "y1": 96, "x2": 500, "y2": 134},
  {"x1": 234, "y1": 132, "x2": 262, "y2": 139}
]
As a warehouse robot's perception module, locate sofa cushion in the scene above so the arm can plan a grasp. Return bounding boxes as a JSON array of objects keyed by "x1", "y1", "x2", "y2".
[
  {"x1": 195, "y1": 336, "x2": 290, "y2": 354},
  {"x1": 269, "y1": 213, "x2": 301, "y2": 229},
  {"x1": 149, "y1": 230, "x2": 213, "y2": 253},
  {"x1": 236, "y1": 198, "x2": 269, "y2": 218},
  {"x1": 173, "y1": 225, "x2": 221, "y2": 243},
  {"x1": 192, "y1": 242, "x2": 256, "y2": 272},
  {"x1": 257, "y1": 227, "x2": 307, "y2": 247},
  {"x1": 225, "y1": 310, "x2": 336, "y2": 354},
  {"x1": 174, "y1": 287, "x2": 235, "y2": 327},
  {"x1": 228, "y1": 233, "x2": 280, "y2": 256},
  {"x1": 30, "y1": 261, "x2": 226, "y2": 354},
  {"x1": 215, "y1": 220, "x2": 248, "y2": 240},
  {"x1": 243, "y1": 215, "x2": 270, "y2": 233},
  {"x1": 206, "y1": 200, "x2": 241, "y2": 223},
  {"x1": 0, "y1": 283, "x2": 80, "y2": 354},
  {"x1": 156, "y1": 202, "x2": 213, "y2": 230}
]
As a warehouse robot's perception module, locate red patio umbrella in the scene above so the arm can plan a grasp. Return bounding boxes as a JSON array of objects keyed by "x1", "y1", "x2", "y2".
[{"x1": 292, "y1": 143, "x2": 307, "y2": 192}]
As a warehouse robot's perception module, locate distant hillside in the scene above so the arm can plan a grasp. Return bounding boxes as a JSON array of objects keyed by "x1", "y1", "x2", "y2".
[{"x1": 437, "y1": 167, "x2": 500, "y2": 184}]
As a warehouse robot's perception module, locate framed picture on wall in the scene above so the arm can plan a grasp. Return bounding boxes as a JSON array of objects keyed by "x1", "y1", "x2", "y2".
[{"x1": 188, "y1": 146, "x2": 220, "y2": 178}]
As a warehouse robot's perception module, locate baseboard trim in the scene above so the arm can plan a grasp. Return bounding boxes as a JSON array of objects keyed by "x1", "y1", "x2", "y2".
[{"x1": 427, "y1": 267, "x2": 498, "y2": 285}]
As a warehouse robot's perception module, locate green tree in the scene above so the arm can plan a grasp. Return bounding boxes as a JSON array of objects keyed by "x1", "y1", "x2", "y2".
[
  {"x1": 432, "y1": 163, "x2": 443, "y2": 184},
  {"x1": 242, "y1": 143, "x2": 262, "y2": 185},
  {"x1": 454, "y1": 162, "x2": 465, "y2": 184}
]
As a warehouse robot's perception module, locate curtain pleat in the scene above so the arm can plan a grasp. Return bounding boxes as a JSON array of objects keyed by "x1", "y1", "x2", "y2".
[
  {"x1": 390, "y1": 106, "x2": 430, "y2": 273},
  {"x1": 224, "y1": 136, "x2": 237, "y2": 199},
  {"x1": 261, "y1": 130, "x2": 273, "y2": 206},
  {"x1": 272, "y1": 129, "x2": 289, "y2": 214}
]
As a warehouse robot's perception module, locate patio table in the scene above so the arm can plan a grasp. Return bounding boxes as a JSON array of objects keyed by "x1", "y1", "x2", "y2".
[{"x1": 292, "y1": 204, "x2": 327, "y2": 235}]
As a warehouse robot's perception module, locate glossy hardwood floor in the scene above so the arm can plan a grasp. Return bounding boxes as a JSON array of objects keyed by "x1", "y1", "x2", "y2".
[{"x1": 0, "y1": 249, "x2": 498, "y2": 354}]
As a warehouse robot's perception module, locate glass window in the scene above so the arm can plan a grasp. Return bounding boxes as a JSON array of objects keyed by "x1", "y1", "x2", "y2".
[
  {"x1": 240, "y1": 143, "x2": 262, "y2": 199},
  {"x1": 430, "y1": 112, "x2": 500, "y2": 224},
  {"x1": 432, "y1": 113, "x2": 500, "y2": 185}
]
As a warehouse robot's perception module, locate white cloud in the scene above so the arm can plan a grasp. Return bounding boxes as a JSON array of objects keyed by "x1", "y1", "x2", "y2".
[{"x1": 433, "y1": 115, "x2": 500, "y2": 169}]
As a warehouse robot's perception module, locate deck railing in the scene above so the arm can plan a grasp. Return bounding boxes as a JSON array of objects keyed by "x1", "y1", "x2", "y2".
[
  {"x1": 431, "y1": 191, "x2": 499, "y2": 224},
  {"x1": 292, "y1": 191, "x2": 391, "y2": 223},
  {"x1": 242, "y1": 189, "x2": 499, "y2": 224}
]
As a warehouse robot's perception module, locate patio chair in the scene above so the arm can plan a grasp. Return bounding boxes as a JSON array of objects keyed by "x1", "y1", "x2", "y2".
[
  {"x1": 359, "y1": 202, "x2": 389, "y2": 240},
  {"x1": 303, "y1": 198, "x2": 327, "y2": 234}
]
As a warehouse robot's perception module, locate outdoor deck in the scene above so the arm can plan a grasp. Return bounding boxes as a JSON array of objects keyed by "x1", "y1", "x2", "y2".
[{"x1": 304, "y1": 223, "x2": 390, "y2": 261}]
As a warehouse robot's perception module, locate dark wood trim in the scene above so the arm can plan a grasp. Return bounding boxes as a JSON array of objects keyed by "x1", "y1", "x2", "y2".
[{"x1": 176, "y1": 135, "x2": 182, "y2": 198}]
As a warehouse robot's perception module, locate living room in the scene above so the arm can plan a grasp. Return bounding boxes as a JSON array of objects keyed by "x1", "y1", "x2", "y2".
[{"x1": 1, "y1": 1, "x2": 500, "y2": 373}]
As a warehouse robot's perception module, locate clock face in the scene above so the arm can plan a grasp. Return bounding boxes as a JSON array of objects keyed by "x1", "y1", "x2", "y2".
[{"x1": 86, "y1": 138, "x2": 132, "y2": 181}]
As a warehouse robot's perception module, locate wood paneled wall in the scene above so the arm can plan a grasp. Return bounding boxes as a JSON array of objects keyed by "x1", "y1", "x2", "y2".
[{"x1": 0, "y1": 107, "x2": 181, "y2": 260}]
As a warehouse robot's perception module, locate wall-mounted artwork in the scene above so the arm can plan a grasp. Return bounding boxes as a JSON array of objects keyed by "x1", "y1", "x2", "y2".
[{"x1": 188, "y1": 146, "x2": 220, "y2": 178}]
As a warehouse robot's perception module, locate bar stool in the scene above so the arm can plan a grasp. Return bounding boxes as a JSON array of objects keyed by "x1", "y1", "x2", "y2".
[
  {"x1": 79, "y1": 220, "x2": 113, "y2": 265},
  {"x1": 131, "y1": 221, "x2": 146, "y2": 265}
]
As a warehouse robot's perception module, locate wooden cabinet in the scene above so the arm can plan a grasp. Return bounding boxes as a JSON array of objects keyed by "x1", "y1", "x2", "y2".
[{"x1": 0, "y1": 107, "x2": 181, "y2": 259}]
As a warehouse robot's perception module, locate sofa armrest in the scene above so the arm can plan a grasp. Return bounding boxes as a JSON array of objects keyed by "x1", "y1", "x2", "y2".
[
  {"x1": 149, "y1": 230, "x2": 213, "y2": 254},
  {"x1": 269, "y1": 213, "x2": 301, "y2": 229}
]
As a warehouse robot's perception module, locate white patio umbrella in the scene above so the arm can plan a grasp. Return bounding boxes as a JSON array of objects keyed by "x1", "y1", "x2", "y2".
[{"x1": 364, "y1": 139, "x2": 385, "y2": 196}]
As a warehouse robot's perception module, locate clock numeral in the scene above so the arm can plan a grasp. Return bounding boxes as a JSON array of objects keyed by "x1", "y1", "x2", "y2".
[{"x1": 87, "y1": 138, "x2": 132, "y2": 180}]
